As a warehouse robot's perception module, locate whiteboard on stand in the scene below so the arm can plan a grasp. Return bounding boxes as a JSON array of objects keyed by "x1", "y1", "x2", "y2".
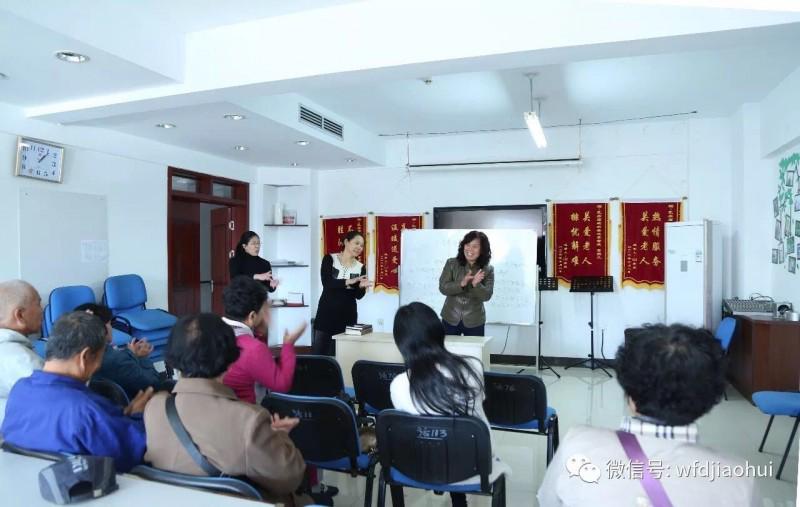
[{"x1": 400, "y1": 229, "x2": 537, "y2": 326}]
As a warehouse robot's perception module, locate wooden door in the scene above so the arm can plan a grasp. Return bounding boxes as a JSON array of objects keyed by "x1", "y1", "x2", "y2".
[
  {"x1": 169, "y1": 200, "x2": 201, "y2": 316},
  {"x1": 211, "y1": 207, "x2": 233, "y2": 315}
]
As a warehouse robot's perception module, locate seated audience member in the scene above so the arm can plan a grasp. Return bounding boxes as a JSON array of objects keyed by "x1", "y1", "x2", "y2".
[
  {"x1": 222, "y1": 275, "x2": 306, "y2": 403},
  {"x1": 75, "y1": 303, "x2": 168, "y2": 399},
  {"x1": 390, "y1": 302, "x2": 509, "y2": 507},
  {"x1": 2, "y1": 312, "x2": 151, "y2": 472},
  {"x1": 538, "y1": 324, "x2": 757, "y2": 507},
  {"x1": 0, "y1": 280, "x2": 44, "y2": 426},
  {"x1": 144, "y1": 313, "x2": 306, "y2": 503}
]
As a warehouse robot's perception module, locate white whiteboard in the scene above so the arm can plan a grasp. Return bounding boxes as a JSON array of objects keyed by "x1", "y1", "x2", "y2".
[
  {"x1": 19, "y1": 188, "x2": 108, "y2": 300},
  {"x1": 400, "y1": 229, "x2": 537, "y2": 326}
]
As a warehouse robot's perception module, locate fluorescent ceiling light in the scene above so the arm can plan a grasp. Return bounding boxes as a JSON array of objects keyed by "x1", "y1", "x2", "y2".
[
  {"x1": 55, "y1": 51, "x2": 90, "y2": 63},
  {"x1": 155, "y1": 123, "x2": 176, "y2": 129},
  {"x1": 295, "y1": 140, "x2": 310, "y2": 146},
  {"x1": 224, "y1": 114, "x2": 246, "y2": 120},
  {"x1": 524, "y1": 111, "x2": 547, "y2": 148},
  {"x1": 233, "y1": 145, "x2": 249, "y2": 151}
]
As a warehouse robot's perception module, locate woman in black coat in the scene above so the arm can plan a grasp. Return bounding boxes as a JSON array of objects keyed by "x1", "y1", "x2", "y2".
[
  {"x1": 312, "y1": 230, "x2": 373, "y2": 356},
  {"x1": 228, "y1": 231, "x2": 278, "y2": 293}
]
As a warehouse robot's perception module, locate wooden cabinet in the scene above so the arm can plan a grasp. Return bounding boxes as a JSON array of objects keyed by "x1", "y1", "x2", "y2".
[{"x1": 728, "y1": 315, "x2": 800, "y2": 402}]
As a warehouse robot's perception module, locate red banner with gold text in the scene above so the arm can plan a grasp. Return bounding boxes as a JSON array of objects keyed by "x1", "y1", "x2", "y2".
[
  {"x1": 321, "y1": 216, "x2": 368, "y2": 265},
  {"x1": 621, "y1": 202, "x2": 681, "y2": 288},
  {"x1": 553, "y1": 203, "x2": 610, "y2": 285},
  {"x1": 374, "y1": 215, "x2": 423, "y2": 293}
]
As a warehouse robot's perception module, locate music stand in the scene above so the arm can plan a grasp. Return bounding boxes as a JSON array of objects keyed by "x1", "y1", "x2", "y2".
[
  {"x1": 537, "y1": 276, "x2": 560, "y2": 378},
  {"x1": 564, "y1": 276, "x2": 614, "y2": 377}
]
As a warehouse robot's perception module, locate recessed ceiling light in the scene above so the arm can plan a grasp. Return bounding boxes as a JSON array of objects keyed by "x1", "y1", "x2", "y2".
[
  {"x1": 289, "y1": 162, "x2": 298, "y2": 167},
  {"x1": 346, "y1": 158, "x2": 356, "y2": 163},
  {"x1": 0, "y1": 72, "x2": 8, "y2": 80},
  {"x1": 155, "y1": 123, "x2": 176, "y2": 129},
  {"x1": 55, "y1": 51, "x2": 90, "y2": 63},
  {"x1": 234, "y1": 145, "x2": 249, "y2": 151},
  {"x1": 295, "y1": 140, "x2": 310, "y2": 146},
  {"x1": 224, "y1": 114, "x2": 246, "y2": 120}
]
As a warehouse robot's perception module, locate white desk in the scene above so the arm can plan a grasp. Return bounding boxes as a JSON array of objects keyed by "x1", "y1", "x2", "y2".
[
  {"x1": 334, "y1": 332, "x2": 493, "y2": 387},
  {"x1": 0, "y1": 452, "x2": 271, "y2": 506}
]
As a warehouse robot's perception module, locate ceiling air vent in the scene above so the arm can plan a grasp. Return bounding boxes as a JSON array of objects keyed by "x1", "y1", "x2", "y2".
[{"x1": 299, "y1": 105, "x2": 344, "y2": 140}]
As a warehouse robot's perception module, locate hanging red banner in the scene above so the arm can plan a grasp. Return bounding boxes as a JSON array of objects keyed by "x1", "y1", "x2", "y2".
[
  {"x1": 321, "y1": 216, "x2": 368, "y2": 265},
  {"x1": 553, "y1": 203, "x2": 610, "y2": 285},
  {"x1": 621, "y1": 202, "x2": 682, "y2": 288},
  {"x1": 374, "y1": 215, "x2": 423, "y2": 293}
]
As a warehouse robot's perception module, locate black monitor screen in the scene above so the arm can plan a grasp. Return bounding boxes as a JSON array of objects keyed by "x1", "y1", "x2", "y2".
[{"x1": 433, "y1": 205, "x2": 547, "y2": 275}]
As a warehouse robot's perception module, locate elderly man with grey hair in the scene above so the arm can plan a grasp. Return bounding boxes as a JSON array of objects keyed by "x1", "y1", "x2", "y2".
[{"x1": 0, "y1": 280, "x2": 44, "y2": 427}]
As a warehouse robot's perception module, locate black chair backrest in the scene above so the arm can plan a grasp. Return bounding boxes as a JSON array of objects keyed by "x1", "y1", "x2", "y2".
[
  {"x1": 290, "y1": 355, "x2": 346, "y2": 397},
  {"x1": 352, "y1": 360, "x2": 405, "y2": 412},
  {"x1": 482, "y1": 372, "x2": 547, "y2": 431},
  {"x1": 376, "y1": 410, "x2": 492, "y2": 492},
  {"x1": 130, "y1": 465, "x2": 263, "y2": 500},
  {"x1": 262, "y1": 393, "x2": 360, "y2": 470},
  {"x1": 89, "y1": 378, "x2": 130, "y2": 408},
  {"x1": 2, "y1": 441, "x2": 66, "y2": 461}
]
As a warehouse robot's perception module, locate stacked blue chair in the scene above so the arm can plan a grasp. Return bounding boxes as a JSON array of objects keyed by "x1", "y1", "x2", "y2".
[
  {"x1": 752, "y1": 391, "x2": 800, "y2": 480},
  {"x1": 351, "y1": 360, "x2": 405, "y2": 417},
  {"x1": 376, "y1": 410, "x2": 506, "y2": 507},
  {"x1": 103, "y1": 274, "x2": 176, "y2": 361},
  {"x1": 130, "y1": 465, "x2": 263, "y2": 501},
  {"x1": 41, "y1": 285, "x2": 132, "y2": 349},
  {"x1": 291, "y1": 354, "x2": 356, "y2": 401}
]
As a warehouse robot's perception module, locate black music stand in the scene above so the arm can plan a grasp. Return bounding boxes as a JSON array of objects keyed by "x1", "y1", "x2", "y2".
[
  {"x1": 537, "y1": 275, "x2": 560, "y2": 378},
  {"x1": 564, "y1": 276, "x2": 614, "y2": 377}
]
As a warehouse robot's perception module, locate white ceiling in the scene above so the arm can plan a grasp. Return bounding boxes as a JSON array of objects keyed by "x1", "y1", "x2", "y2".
[
  {"x1": 2, "y1": 1, "x2": 800, "y2": 169},
  {"x1": 306, "y1": 28, "x2": 800, "y2": 134}
]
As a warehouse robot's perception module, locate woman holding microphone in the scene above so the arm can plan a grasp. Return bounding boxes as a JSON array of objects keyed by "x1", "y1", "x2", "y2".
[
  {"x1": 438, "y1": 230, "x2": 494, "y2": 336},
  {"x1": 313, "y1": 230, "x2": 373, "y2": 356}
]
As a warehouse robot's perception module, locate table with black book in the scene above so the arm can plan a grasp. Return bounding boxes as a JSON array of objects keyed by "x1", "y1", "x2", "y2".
[{"x1": 334, "y1": 332, "x2": 493, "y2": 387}]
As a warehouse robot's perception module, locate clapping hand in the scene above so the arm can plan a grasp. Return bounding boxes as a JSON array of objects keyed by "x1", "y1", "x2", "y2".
[
  {"x1": 269, "y1": 278, "x2": 279, "y2": 290},
  {"x1": 282, "y1": 321, "x2": 308, "y2": 346},
  {"x1": 358, "y1": 277, "x2": 374, "y2": 289},
  {"x1": 270, "y1": 413, "x2": 300, "y2": 433},
  {"x1": 460, "y1": 272, "x2": 475, "y2": 288},
  {"x1": 124, "y1": 387, "x2": 154, "y2": 415},
  {"x1": 471, "y1": 269, "x2": 486, "y2": 287},
  {"x1": 127, "y1": 338, "x2": 153, "y2": 358},
  {"x1": 255, "y1": 272, "x2": 273, "y2": 282}
]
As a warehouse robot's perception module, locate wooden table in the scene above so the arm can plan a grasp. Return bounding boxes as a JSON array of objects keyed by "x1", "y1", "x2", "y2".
[
  {"x1": 727, "y1": 315, "x2": 800, "y2": 401},
  {"x1": 334, "y1": 332, "x2": 493, "y2": 387}
]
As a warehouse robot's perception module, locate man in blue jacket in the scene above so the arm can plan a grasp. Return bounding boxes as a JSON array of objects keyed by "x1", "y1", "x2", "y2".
[
  {"x1": 75, "y1": 303, "x2": 169, "y2": 399},
  {"x1": 1, "y1": 311, "x2": 152, "y2": 472}
]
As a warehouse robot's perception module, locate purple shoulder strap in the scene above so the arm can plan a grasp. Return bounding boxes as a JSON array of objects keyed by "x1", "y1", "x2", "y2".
[{"x1": 616, "y1": 430, "x2": 673, "y2": 507}]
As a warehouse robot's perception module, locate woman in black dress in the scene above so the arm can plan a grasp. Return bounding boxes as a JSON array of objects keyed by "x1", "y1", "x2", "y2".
[
  {"x1": 228, "y1": 231, "x2": 278, "y2": 293},
  {"x1": 313, "y1": 230, "x2": 373, "y2": 356}
]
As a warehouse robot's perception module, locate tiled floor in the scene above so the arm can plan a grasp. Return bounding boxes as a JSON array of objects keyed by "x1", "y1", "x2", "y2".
[{"x1": 324, "y1": 366, "x2": 799, "y2": 506}]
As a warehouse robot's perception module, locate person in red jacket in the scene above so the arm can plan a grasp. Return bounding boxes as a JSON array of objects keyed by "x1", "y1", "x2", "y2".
[{"x1": 222, "y1": 276, "x2": 305, "y2": 403}]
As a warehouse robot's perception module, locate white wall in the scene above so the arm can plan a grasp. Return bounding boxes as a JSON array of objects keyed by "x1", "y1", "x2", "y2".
[
  {"x1": 0, "y1": 102, "x2": 260, "y2": 310},
  {"x1": 315, "y1": 118, "x2": 734, "y2": 359}
]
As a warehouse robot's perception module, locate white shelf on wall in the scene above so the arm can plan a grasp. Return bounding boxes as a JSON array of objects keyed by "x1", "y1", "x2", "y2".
[{"x1": 262, "y1": 184, "x2": 313, "y2": 347}]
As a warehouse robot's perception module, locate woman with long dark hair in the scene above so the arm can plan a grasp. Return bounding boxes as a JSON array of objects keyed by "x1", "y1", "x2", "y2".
[
  {"x1": 229, "y1": 231, "x2": 278, "y2": 293},
  {"x1": 312, "y1": 230, "x2": 373, "y2": 356},
  {"x1": 438, "y1": 230, "x2": 494, "y2": 336},
  {"x1": 389, "y1": 302, "x2": 509, "y2": 506}
]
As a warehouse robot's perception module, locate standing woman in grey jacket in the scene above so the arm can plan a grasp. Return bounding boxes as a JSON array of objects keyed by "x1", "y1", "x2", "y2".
[{"x1": 438, "y1": 231, "x2": 494, "y2": 336}]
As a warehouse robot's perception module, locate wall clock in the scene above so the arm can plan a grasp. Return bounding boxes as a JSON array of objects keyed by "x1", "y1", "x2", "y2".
[{"x1": 15, "y1": 137, "x2": 65, "y2": 183}]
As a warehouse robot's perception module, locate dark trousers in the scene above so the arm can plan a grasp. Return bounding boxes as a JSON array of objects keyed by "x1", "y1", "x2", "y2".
[
  {"x1": 312, "y1": 329, "x2": 336, "y2": 356},
  {"x1": 442, "y1": 320, "x2": 485, "y2": 337},
  {"x1": 451, "y1": 492, "x2": 467, "y2": 506}
]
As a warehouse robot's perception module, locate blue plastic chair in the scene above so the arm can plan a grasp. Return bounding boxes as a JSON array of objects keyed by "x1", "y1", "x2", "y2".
[
  {"x1": 42, "y1": 285, "x2": 132, "y2": 346},
  {"x1": 714, "y1": 317, "x2": 737, "y2": 400},
  {"x1": 752, "y1": 391, "x2": 800, "y2": 480},
  {"x1": 262, "y1": 392, "x2": 377, "y2": 507},
  {"x1": 130, "y1": 465, "x2": 263, "y2": 501},
  {"x1": 483, "y1": 372, "x2": 559, "y2": 464},
  {"x1": 375, "y1": 410, "x2": 506, "y2": 507},
  {"x1": 103, "y1": 275, "x2": 176, "y2": 360},
  {"x1": 291, "y1": 354, "x2": 356, "y2": 400}
]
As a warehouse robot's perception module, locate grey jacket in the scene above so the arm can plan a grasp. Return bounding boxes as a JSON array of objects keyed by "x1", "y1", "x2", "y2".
[
  {"x1": 0, "y1": 328, "x2": 44, "y2": 426},
  {"x1": 438, "y1": 257, "x2": 494, "y2": 328}
]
